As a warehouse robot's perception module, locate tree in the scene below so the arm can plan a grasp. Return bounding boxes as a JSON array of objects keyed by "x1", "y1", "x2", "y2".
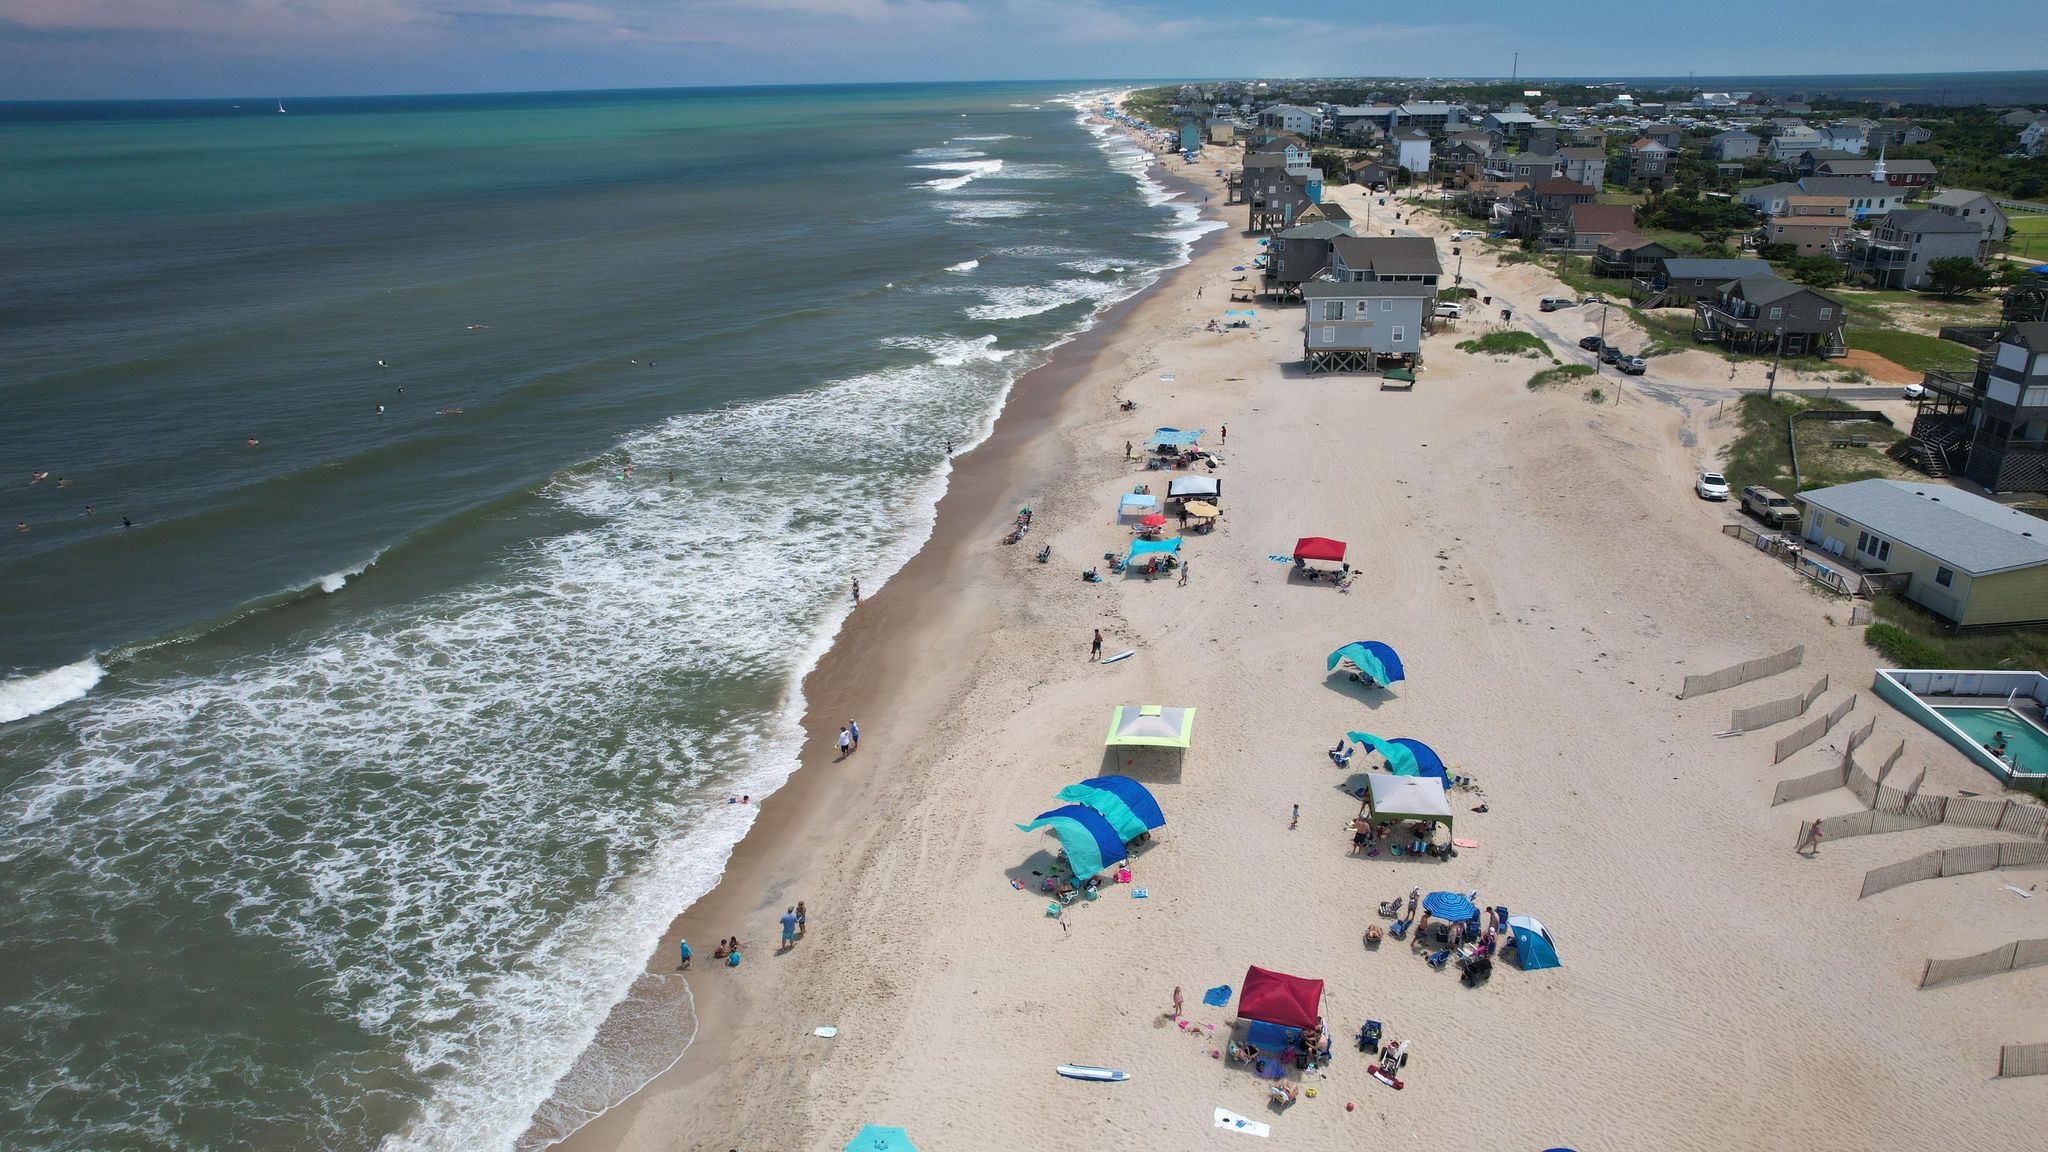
[
  {"x1": 1758, "y1": 242, "x2": 1799, "y2": 263},
  {"x1": 1310, "y1": 150, "x2": 1348, "y2": 184},
  {"x1": 1785, "y1": 254, "x2": 1843, "y2": 289},
  {"x1": 1925, "y1": 257, "x2": 1995, "y2": 297}
]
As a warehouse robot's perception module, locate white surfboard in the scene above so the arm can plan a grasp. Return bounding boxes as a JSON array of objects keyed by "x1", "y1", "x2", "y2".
[
  {"x1": 1101, "y1": 650, "x2": 1135, "y2": 665},
  {"x1": 1057, "y1": 1064, "x2": 1128, "y2": 1082},
  {"x1": 1213, "y1": 1108, "x2": 1270, "y2": 1136}
]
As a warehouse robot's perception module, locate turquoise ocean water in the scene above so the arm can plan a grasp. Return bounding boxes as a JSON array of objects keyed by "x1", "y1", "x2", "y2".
[{"x1": 0, "y1": 84, "x2": 1214, "y2": 1150}]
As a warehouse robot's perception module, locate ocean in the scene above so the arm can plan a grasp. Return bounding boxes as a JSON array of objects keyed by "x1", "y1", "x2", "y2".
[{"x1": 0, "y1": 83, "x2": 1215, "y2": 1150}]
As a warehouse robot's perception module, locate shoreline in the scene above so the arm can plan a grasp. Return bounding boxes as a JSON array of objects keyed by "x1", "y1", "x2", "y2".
[{"x1": 543, "y1": 128, "x2": 1232, "y2": 1150}]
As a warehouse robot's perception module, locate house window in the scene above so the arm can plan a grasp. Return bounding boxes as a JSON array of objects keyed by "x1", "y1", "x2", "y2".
[
  {"x1": 1936, "y1": 567, "x2": 1954, "y2": 587},
  {"x1": 1769, "y1": 307, "x2": 1783, "y2": 320},
  {"x1": 1856, "y1": 532, "x2": 1891, "y2": 563},
  {"x1": 1322, "y1": 301, "x2": 1343, "y2": 321},
  {"x1": 1381, "y1": 299, "x2": 1392, "y2": 311},
  {"x1": 1818, "y1": 307, "x2": 1831, "y2": 320},
  {"x1": 1322, "y1": 325, "x2": 1336, "y2": 343},
  {"x1": 1391, "y1": 325, "x2": 1406, "y2": 343}
]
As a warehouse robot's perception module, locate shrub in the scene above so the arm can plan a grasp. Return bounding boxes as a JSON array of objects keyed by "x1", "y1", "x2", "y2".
[
  {"x1": 1528, "y1": 363, "x2": 1596, "y2": 389},
  {"x1": 1456, "y1": 331, "x2": 1551, "y2": 358},
  {"x1": 1865, "y1": 622, "x2": 1949, "y2": 667},
  {"x1": 1584, "y1": 386, "x2": 1606, "y2": 404}
]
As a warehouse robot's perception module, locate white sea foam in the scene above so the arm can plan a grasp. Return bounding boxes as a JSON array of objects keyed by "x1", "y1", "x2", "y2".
[
  {"x1": 1061, "y1": 257, "x2": 1131, "y2": 275},
  {"x1": 944, "y1": 258, "x2": 980, "y2": 273},
  {"x1": 882, "y1": 334, "x2": 1014, "y2": 366},
  {"x1": 950, "y1": 134, "x2": 1017, "y2": 141},
  {"x1": 916, "y1": 159, "x2": 1004, "y2": 192},
  {"x1": 935, "y1": 199, "x2": 1037, "y2": 221},
  {"x1": 317, "y1": 549, "x2": 384, "y2": 594},
  {"x1": 964, "y1": 279, "x2": 1126, "y2": 321},
  {"x1": 908, "y1": 145, "x2": 985, "y2": 161},
  {"x1": 0, "y1": 658, "x2": 104, "y2": 724}
]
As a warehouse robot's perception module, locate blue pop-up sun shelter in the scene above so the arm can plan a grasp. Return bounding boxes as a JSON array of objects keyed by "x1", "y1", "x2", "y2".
[
  {"x1": 1056, "y1": 775, "x2": 1165, "y2": 841},
  {"x1": 1145, "y1": 427, "x2": 1205, "y2": 448},
  {"x1": 845, "y1": 1125, "x2": 919, "y2": 1152},
  {"x1": 1344, "y1": 733, "x2": 1445, "y2": 779},
  {"x1": 1328, "y1": 641, "x2": 1405, "y2": 686},
  {"x1": 1126, "y1": 536, "x2": 1183, "y2": 565},
  {"x1": 1507, "y1": 915, "x2": 1561, "y2": 970},
  {"x1": 1017, "y1": 804, "x2": 1128, "y2": 879}
]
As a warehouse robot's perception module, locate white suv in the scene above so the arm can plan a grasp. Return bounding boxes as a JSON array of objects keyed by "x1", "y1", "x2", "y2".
[
  {"x1": 1433, "y1": 301, "x2": 1463, "y2": 318},
  {"x1": 1696, "y1": 470, "x2": 1731, "y2": 501}
]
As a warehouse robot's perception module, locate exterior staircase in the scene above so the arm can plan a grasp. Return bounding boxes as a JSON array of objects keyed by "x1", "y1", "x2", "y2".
[{"x1": 1891, "y1": 417, "x2": 1969, "y2": 478}]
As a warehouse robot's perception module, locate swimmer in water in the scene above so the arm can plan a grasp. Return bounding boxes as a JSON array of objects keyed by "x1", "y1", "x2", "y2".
[
  {"x1": 377, "y1": 359, "x2": 388, "y2": 368},
  {"x1": 376, "y1": 404, "x2": 384, "y2": 414},
  {"x1": 16, "y1": 521, "x2": 26, "y2": 533},
  {"x1": 30, "y1": 471, "x2": 48, "y2": 484},
  {"x1": 246, "y1": 438, "x2": 259, "y2": 447},
  {"x1": 123, "y1": 516, "x2": 133, "y2": 529}
]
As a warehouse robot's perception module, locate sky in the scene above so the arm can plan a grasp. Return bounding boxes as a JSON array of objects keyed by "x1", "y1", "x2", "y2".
[{"x1": 1, "y1": 0, "x2": 2044, "y2": 100}]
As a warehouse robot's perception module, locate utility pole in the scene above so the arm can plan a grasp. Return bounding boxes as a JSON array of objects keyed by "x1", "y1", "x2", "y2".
[
  {"x1": 1768, "y1": 327, "x2": 1784, "y2": 398},
  {"x1": 1596, "y1": 299, "x2": 1609, "y2": 374}
]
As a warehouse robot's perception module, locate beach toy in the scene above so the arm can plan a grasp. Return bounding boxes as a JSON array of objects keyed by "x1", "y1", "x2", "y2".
[
  {"x1": 1346, "y1": 1102, "x2": 1355, "y2": 1111},
  {"x1": 1305, "y1": 1087, "x2": 1317, "y2": 1098}
]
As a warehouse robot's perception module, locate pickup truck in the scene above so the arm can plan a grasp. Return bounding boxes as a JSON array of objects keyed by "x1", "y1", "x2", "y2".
[{"x1": 1741, "y1": 485, "x2": 1802, "y2": 529}]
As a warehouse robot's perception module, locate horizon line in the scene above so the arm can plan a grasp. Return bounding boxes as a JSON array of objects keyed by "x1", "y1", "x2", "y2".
[{"x1": 4, "y1": 68, "x2": 2046, "y2": 106}]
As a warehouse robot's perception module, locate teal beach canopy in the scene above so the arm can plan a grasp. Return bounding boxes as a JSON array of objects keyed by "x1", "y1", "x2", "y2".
[
  {"x1": 1327, "y1": 641, "x2": 1405, "y2": 685},
  {"x1": 1345, "y1": 733, "x2": 1445, "y2": 779},
  {"x1": 1055, "y1": 782, "x2": 1149, "y2": 841},
  {"x1": 1079, "y1": 775, "x2": 1165, "y2": 828},
  {"x1": 1145, "y1": 427, "x2": 1205, "y2": 447},
  {"x1": 845, "y1": 1126, "x2": 919, "y2": 1152},
  {"x1": 1126, "y1": 536, "x2": 1183, "y2": 564},
  {"x1": 1017, "y1": 804, "x2": 1128, "y2": 879}
]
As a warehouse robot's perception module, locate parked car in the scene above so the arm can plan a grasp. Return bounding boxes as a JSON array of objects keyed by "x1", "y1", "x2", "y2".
[
  {"x1": 1619, "y1": 356, "x2": 1647, "y2": 375},
  {"x1": 1741, "y1": 484, "x2": 1801, "y2": 528},
  {"x1": 1696, "y1": 471, "x2": 1731, "y2": 501},
  {"x1": 1578, "y1": 335, "x2": 1604, "y2": 352},
  {"x1": 1539, "y1": 296, "x2": 1576, "y2": 312},
  {"x1": 1902, "y1": 382, "x2": 1926, "y2": 399},
  {"x1": 1433, "y1": 301, "x2": 1463, "y2": 318},
  {"x1": 1450, "y1": 229, "x2": 1481, "y2": 241},
  {"x1": 1599, "y1": 345, "x2": 1622, "y2": 364}
]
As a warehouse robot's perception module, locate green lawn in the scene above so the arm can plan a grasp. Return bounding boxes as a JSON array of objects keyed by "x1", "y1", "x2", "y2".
[
  {"x1": 1868, "y1": 594, "x2": 2048, "y2": 670},
  {"x1": 1843, "y1": 327, "x2": 1980, "y2": 376},
  {"x1": 1720, "y1": 394, "x2": 1904, "y2": 495},
  {"x1": 2008, "y1": 213, "x2": 2048, "y2": 238}
]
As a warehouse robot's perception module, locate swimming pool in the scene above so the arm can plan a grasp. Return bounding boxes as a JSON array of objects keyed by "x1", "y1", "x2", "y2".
[{"x1": 1934, "y1": 707, "x2": 2048, "y2": 776}]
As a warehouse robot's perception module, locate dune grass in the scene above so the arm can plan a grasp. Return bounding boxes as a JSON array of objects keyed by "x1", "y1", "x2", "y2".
[
  {"x1": 1527, "y1": 363, "x2": 1595, "y2": 390},
  {"x1": 1456, "y1": 330, "x2": 1553, "y2": 359}
]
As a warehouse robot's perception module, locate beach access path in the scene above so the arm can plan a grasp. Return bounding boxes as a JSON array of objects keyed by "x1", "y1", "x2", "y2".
[{"x1": 556, "y1": 128, "x2": 2041, "y2": 1152}]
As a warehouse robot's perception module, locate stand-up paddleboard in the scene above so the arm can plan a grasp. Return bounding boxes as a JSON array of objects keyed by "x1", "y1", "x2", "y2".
[
  {"x1": 1057, "y1": 1064, "x2": 1128, "y2": 1082},
  {"x1": 1213, "y1": 1109, "x2": 1270, "y2": 1136},
  {"x1": 1101, "y1": 650, "x2": 1135, "y2": 665}
]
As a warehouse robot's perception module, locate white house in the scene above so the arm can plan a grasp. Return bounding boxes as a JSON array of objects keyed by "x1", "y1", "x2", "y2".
[
  {"x1": 1710, "y1": 129, "x2": 1760, "y2": 161},
  {"x1": 1259, "y1": 104, "x2": 1319, "y2": 137},
  {"x1": 1926, "y1": 189, "x2": 2009, "y2": 246},
  {"x1": 1396, "y1": 131, "x2": 1431, "y2": 174}
]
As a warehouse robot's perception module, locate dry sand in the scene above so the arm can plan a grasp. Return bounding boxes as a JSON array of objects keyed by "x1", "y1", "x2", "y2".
[{"x1": 553, "y1": 122, "x2": 2047, "y2": 1152}]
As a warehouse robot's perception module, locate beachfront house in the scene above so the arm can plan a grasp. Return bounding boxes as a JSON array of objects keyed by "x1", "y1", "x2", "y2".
[
  {"x1": 1264, "y1": 220, "x2": 1351, "y2": 299},
  {"x1": 1258, "y1": 105, "x2": 1320, "y2": 138},
  {"x1": 1907, "y1": 324, "x2": 2048, "y2": 493},
  {"x1": 1852, "y1": 210, "x2": 1985, "y2": 291},
  {"x1": 1301, "y1": 236, "x2": 1441, "y2": 375},
  {"x1": 1926, "y1": 190, "x2": 2010, "y2": 248},
  {"x1": 1798, "y1": 479, "x2": 2048, "y2": 629},
  {"x1": 1692, "y1": 276, "x2": 1847, "y2": 357}
]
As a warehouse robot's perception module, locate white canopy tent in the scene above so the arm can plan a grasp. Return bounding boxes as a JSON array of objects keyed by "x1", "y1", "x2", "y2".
[
  {"x1": 1118, "y1": 493, "x2": 1158, "y2": 520},
  {"x1": 1362, "y1": 773, "x2": 1453, "y2": 832},
  {"x1": 1166, "y1": 476, "x2": 1221, "y2": 502}
]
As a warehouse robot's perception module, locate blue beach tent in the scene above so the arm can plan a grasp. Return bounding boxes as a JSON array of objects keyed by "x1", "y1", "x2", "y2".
[
  {"x1": 1078, "y1": 775, "x2": 1165, "y2": 829},
  {"x1": 1327, "y1": 641, "x2": 1406, "y2": 686},
  {"x1": 846, "y1": 1126, "x2": 919, "y2": 1152},
  {"x1": 1344, "y1": 733, "x2": 1445, "y2": 779},
  {"x1": 1055, "y1": 782, "x2": 1149, "y2": 841},
  {"x1": 1507, "y1": 915, "x2": 1561, "y2": 970},
  {"x1": 1126, "y1": 536, "x2": 1183, "y2": 564},
  {"x1": 1017, "y1": 804, "x2": 1128, "y2": 879}
]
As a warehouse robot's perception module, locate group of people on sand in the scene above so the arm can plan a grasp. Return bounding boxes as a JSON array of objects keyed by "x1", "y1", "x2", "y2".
[{"x1": 678, "y1": 901, "x2": 810, "y2": 971}]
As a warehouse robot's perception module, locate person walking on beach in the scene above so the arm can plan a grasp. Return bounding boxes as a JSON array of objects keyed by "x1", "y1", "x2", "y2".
[
  {"x1": 1178, "y1": 559, "x2": 1190, "y2": 587},
  {"x1": 837, "y1": 727, "x2": 852, "y2": 758},
  {"x1": 851, "y1": 579, "x2": 860, "y2": 604},
  {"x1": 1796, "y1": 823, "x2": 1825, "y2": 857},
  {"x1": 780, "y1": 907, "x2": 799, "y2": 951},
  {"x1": 1290, "y1": 804, "x2": 1299, "y2": 830},
  {"x1": 847, "y1": 719, "x2": 860, "y2": 752},
  {"x1": 1124, "y1": 440, "x2": 1132, "y2": 459},
  {"x1": 1220, "y1": 425, "x2": 1227, "y2": 446},
  {"x1": 678, "y1": 938, "x2": 692, "y2": 970},
  {"x1": 1091, "y1": 629, "x2": 1103, "y2": 660},
  {"x1": 1171, "y1": 985, "x2": 1184, "y2": 1019},
  {"x1": 796, "y1": 901, "x2": 807, "y2": 939}
]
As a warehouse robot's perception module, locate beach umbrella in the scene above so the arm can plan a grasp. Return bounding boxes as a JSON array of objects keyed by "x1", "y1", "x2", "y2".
[
  {"x1": 1016, "y1": 804, "x2": 1127, "y2": 879},
  {"x1": 1326, "y1": 641, "x2": 1405, "y2": 686},
  {"x1": 1077, "y1": 775, "x2": 1165, "y2": 828},
  {"x1": 1507, "y1": 915, "x2": 1561, "y2": 970},
  {"x1": 1105, "y1": 704, "x2": 1196, "y2": 748},
  {"x1": 1236, "y1": 965, "x2": 1323, "y2": 1030},
  {"x1": 1421, "y1": 891, "x2": 1477, "y2": 921},
  {"x1": 1183, "y1": 500, "x2": 1221, "y2": 518},
  {"x1": 846, "y1": 1126, "x2": 919, "y2": 1152},
  {"x1": 1344, "y1": 733, "x2": 1444, "y2": 779},
  {"x1": 1140, "y1": 512, "x2": 1168, "y2": 527}
]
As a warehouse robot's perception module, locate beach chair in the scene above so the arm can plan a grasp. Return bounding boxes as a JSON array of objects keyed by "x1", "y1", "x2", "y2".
[
  {"x1": 1358, "y1": 1020, "x2": 1382, "y2": 1052},
  {"x1": 1044, "y1": 902, "x2": 1061, "y2": 918},
  {"x1": 1388, "y1": 917, "x2": 1412, "y2": 940},
  {"x1": 1425, "y1": 949, "x2": 1452, "y2": 969}
]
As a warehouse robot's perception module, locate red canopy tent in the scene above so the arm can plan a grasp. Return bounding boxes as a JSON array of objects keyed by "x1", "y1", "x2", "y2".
[
  {"x1": 1293, "y1": 537, "x2": 1347, "y2": 563},
  {"x1": 1236, "y1": 965, "x2": 1324, "y2": 1029}
]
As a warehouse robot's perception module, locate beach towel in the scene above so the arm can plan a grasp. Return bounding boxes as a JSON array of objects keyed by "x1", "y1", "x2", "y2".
[{"x1": 1203, "y1": 985, "x2": 1232, "y2": 1007}]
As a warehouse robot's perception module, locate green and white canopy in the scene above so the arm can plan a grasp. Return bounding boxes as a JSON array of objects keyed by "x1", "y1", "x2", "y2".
[{"x1": 1105, "y1": 705, "x2": 1197, "y2": 748}]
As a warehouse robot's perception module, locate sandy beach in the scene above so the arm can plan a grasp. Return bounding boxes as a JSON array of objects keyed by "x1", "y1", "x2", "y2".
[{"x1": 554, "y1": 113, "x2": 2045, "y2": 1151}]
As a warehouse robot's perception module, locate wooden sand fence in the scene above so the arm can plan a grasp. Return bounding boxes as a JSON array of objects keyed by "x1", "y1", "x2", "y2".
[
  {"x1": 1794, "y1": 736, "x2": 2048, "y2": 849},
  {"x1": 1679, "y1": 645, "x2": 1803, "y2": 699},
  {"x1": 1921, "y1": 938, "x2": 2048, "y2": 989},
  {"x1": 1770, "y1": 716, "x2": 1877, "y2": 805},
  {"x1": 1730, "y1": 674, "x2": 1830, "y2": 734},
  {"x1": 1858, "y1": 841, "x2": 2048, "y2": 899},
  {"x1": 1999, "y1": 1042, "x2": 2048, "y2": 1078},
  {"x1": 1773, "y1": 694, "x2": 1857, "y2": 763}
]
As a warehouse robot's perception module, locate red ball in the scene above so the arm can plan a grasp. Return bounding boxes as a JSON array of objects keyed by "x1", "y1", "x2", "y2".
[{"x1": 1345, "y1": 1102, "x2": 1355, "y2": 1112}]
